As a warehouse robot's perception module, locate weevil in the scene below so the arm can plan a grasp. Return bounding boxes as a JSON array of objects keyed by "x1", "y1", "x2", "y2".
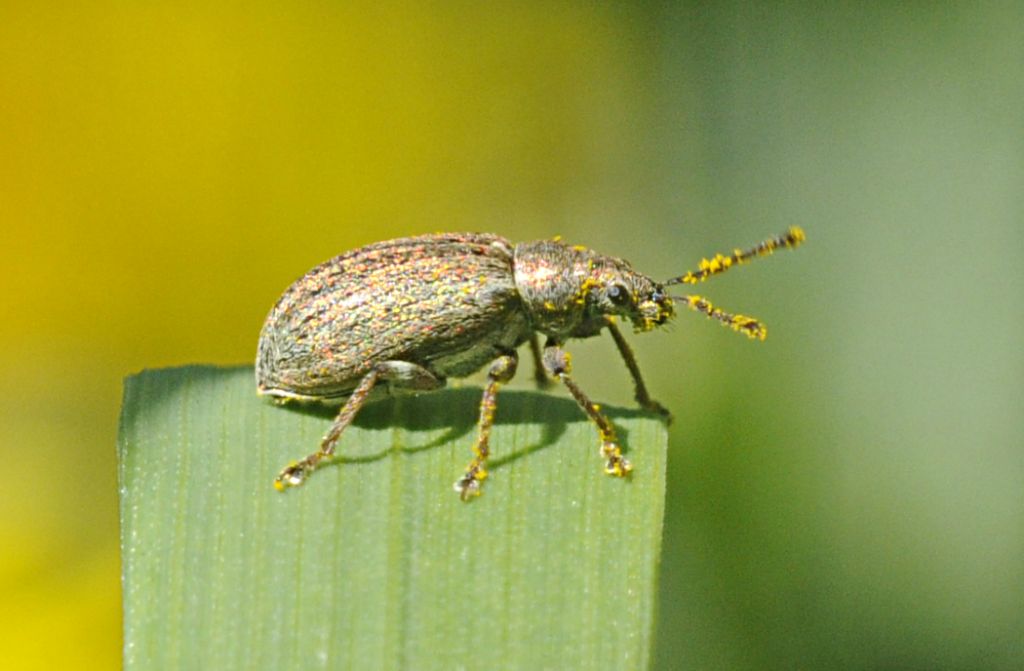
[{"x1": 257, "y1": 228, "x2": 805, "y2": 500}]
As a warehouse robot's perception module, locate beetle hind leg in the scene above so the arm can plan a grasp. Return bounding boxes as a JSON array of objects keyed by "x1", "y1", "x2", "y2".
[
  {"x1": 455, "y1": 351, "x2": 519, "y2": 501},
  {"x1": 274, "y1": 361, "x2": 444, "y2": 491}
]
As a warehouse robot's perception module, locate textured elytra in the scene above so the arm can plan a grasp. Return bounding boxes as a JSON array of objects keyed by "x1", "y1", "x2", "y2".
[{"x1": 257, "y1": 234, "x2": 529, "y2": 401}]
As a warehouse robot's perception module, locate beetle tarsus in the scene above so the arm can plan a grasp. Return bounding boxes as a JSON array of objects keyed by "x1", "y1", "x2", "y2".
[
  {"x1": 274, "y1": 459, "x2": 316, "y2": 490},
  {"x1": 601, "y1": 442, "x2": 632, "y2": 477},
  {"x1": 642, "y1": 399, "x2": 673, "y2": 424},
  {"x1": 454, "y1": 470, "x2": 485, "y2": 501}
]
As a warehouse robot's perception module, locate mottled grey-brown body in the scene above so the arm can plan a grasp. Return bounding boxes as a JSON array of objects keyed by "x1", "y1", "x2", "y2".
[
  {"x1": 257, "y1": 233, "x2": 670, "y2": 403},
  {"x1": 257, "y1": 228, "x2": 804, "y2": 499}
]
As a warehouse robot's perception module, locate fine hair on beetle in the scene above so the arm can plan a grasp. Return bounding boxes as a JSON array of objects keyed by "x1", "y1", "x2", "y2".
[{"x1": 257, "y1": 228, "x2": 805, "y2": 500}]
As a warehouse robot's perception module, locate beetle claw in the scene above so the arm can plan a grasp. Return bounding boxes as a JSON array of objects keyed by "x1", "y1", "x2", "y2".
[
  {"x1": 454, "y1": 473, "x2": 483, "y2": 501},
  {"x1": 601, "y1": 442, "x2": 632, "y2": 478},
  {"x1": 643, "y1": 400, "x2": 674, "y2": 424},
  {"x1": 274, "y1": 461, "x2": 310, "y2": 491}
]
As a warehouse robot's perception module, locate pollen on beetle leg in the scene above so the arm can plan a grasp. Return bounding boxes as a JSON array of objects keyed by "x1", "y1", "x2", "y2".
[
  {"x1": 272, "y1": 366, "x2": 383, "y2": 492},
  {"x1": 546, "y1": 344, "x2": 634, "y2": 481},
  {"x1": 601, "y1": 442, "x2": 632, "y2": 477},
  {"x1": 456, "y1": 352, "x2": 518, "y2": 502},
  {"x1": 596, "y1": 424, "x2": 631, "y2": 477}
]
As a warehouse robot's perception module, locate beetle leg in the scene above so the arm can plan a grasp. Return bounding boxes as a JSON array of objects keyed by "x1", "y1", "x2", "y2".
[
  {"x1": 604, "y1": 318, "x2": 672, "y2": 422},
  {"x1": 274, "y1": 361, "x2": 444, "y2": 491},
  {"x1": 455, "y1": 351, "x2": 519, "y2": 501},
  {"x1": 528, "y1": 331, "x2": 554, "y2": 389},
  {"x1": 542, "y1": 339, "x2": 632, "y2": 478}
]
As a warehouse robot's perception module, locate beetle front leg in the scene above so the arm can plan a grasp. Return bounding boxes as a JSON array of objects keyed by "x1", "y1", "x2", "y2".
[
  {"x1": 604, "y1": 318, "x2": 672, "y2": 422},
  {"x1": 542, "y1": 340, "x2": 632, "y2": 478},
  {"x1": 275, "y1": 361, "x2": 444, "y2": 491},
  {"x1": 455, "y1": 351, "x2": 519, "y2": 501}
]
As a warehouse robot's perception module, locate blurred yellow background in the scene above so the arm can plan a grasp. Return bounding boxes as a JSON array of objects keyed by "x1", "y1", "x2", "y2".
[{"x1": 2, "y1": 3, "x2": 1021, "y2": 668}]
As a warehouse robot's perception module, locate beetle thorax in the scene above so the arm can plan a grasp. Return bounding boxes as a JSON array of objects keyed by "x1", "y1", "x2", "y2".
[
  {"x1": 513, "y1": 239, "x2": 674, "y2": 338},
  {"x1": 512, "y1": 240, "x2": 589, "y2": 337}
]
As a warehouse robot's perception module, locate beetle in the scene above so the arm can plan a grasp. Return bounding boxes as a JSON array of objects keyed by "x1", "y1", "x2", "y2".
[{"x1": 257, "y1": 228, "x2": 804, "y2": 500}]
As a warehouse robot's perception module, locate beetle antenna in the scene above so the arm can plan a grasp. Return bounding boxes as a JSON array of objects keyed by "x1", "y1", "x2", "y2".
[
  {"x1": 673, "y1": 294, "x2": 767, "y2": 341},
  {"x1": 665, "y1": 226, "x2": 805, "y2": 286}
]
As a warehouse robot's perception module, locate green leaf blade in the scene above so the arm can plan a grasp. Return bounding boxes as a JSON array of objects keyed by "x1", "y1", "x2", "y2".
[{"x1": 119, "y1": 366, "x2": 668, "y2": 670}]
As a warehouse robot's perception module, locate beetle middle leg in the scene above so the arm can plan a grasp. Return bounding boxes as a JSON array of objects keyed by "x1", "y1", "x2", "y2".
[
  {"x1": 542, "y1": 339, "x2": 632, "y2": 478},
  {"x1": 274, "y1": 361, "x2": 444, "y2": 490},
  {"x1": 454, "y1": 350, "x2": 519, "y2": 501},
  {"x1": 528, "y1": 331, "x2": 554, "y2": 390}
]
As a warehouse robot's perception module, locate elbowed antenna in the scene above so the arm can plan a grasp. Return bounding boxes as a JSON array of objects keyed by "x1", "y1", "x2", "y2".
[
  {"x1": 677, "y1": 295, "x2": 768, "y2": 341},
  {"x1": 665, "y1": 227, "x2": 806, "y2": 340},
  {"x1": 664, "y1": 226, "x2": 806, "y2": 286}
]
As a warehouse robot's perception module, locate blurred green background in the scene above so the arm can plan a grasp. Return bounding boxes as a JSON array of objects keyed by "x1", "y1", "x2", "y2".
[{"x1": 2, "y1": 2, "x2": 1021, "y2": 669}]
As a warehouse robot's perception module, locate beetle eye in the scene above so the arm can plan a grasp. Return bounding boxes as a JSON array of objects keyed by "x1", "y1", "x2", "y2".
[{"x1": 607, "y1": 284, "x2": 631, "y2": 305}]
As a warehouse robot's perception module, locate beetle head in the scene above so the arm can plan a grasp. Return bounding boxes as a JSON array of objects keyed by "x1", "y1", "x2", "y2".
[
  {"x1": 585, "y1": 261, "x2": 675, "y2": 333},
  {"x1": 514, "y1": 239, "x2": 674, "y2": 337}
]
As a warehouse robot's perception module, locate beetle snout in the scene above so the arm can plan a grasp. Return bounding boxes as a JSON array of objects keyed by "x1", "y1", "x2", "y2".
[{"x1": 632, "y1": 289, "x2": 674, "y2": 331}]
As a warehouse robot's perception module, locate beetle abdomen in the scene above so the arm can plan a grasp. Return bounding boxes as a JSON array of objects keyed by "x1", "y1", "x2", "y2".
[{"x1": 256, "y1": 233, "x2": 529, "y2": 400}]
